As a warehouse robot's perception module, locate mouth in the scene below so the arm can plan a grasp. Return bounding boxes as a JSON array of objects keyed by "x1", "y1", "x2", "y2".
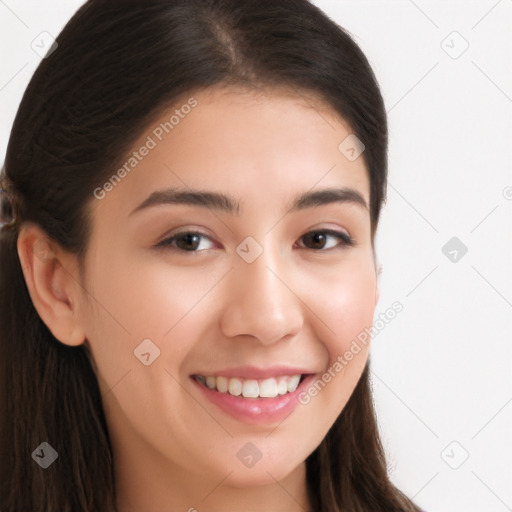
[
  {"x1": 190, "y1": 372, "x2": 317, "y2": 425},
  {"x1": 192, "y1": 373, "x2": 310, "y2": 399}
]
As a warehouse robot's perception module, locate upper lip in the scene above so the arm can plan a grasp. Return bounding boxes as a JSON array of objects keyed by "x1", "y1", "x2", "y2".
[{"x1": 191, "y1": 365, "x2": 317, "y2": 379}]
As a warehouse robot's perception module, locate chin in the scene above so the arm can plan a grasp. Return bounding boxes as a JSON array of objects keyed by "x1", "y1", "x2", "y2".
[{"x1": 219, "y1": 454, "x2": 304, "y2": 488}]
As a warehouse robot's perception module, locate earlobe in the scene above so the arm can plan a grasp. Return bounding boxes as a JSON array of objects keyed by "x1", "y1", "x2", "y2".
[{"x1": 17, "y1": 223, "x2": 85, "y2": 347}]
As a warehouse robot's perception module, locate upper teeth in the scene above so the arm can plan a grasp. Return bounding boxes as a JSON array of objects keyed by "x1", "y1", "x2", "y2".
[{"x1": 196, "y1": 374, "x2": 302, "y2": 398}]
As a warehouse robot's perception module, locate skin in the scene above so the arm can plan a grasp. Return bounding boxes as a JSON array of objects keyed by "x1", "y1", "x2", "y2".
[{"x1": 17, "y1": 86, "x2": 379, "y2": 512}]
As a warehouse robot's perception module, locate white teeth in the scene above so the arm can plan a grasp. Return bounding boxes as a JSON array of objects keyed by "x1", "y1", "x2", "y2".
[
  {"x1": 228, "y1": 378, "x2": 242, "y2": 396},
  {"x1": 276, "y1": 377, "x2": 288, "y2": 395},
  {"x1": 259, "y1": 378, "x2": 278, "y2": 398},
  {"x1": 216, "y1": 376, "x2": 228, "y2": 393},
  {"x1": 196, "y1": 374, "x2": 304, "y2": 398},
  {"x1": 287, "y1": 375, "x2": 301, "y2": 393},
  {"x1": 242, "y1": 379, "x2": 259, "y2": 398}
]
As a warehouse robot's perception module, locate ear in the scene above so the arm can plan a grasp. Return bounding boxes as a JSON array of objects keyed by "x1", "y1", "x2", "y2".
[{"x1": 17, "y1": 222, "x2": 86, "y2": 347}]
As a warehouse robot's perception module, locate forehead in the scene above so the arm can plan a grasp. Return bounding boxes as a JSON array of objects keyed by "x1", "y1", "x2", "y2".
[{"x1": 91, "y1": 86, "x2": 370, "y2": 219}]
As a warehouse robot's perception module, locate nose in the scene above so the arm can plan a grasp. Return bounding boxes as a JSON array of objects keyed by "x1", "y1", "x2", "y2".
[{"x1": 218, "y1": 246, "x2": 303, "y2": 345}]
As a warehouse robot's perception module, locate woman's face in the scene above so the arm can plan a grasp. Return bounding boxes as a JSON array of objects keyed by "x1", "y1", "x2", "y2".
[{"x1": 79, "y1": 86, "x2": 378, "y2": 493}]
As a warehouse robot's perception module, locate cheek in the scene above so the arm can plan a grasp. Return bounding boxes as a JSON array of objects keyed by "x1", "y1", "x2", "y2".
[
  {"x1": 334, "y1": 265, "x2": 376, "y2": 344},
  {"x1": 298, "y1": 257, "x2": 376, "y2": 415},
  {"x1": 80, "y1": 252, "x2": 224, "y2": 384},
  {"x1": 306, "y1": 253, "x2": 377, "y2": 355},
  {"x1": 84, "y1": 244, "x2": 184, "y2": 338}
]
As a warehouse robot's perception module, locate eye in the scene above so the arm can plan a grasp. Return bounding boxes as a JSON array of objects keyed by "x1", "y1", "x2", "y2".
[
  {"x1": 154, "y1": 230, "x2": 215, "y2": 252},
  {"x1": 154, "y1": 228, "x2": 354, "y2": 254},
  {"x1": 297, "y1": 229, "x2": 354, "y2": 251}
]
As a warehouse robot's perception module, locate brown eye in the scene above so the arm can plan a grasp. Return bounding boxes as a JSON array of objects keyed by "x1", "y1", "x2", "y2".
[
  {"x1": 155, "y1": 231, "x2": 215, "y2": 252},
  {"x1": 298, "y1": 230, "x2": 353, "y2": 251},
  {"x1": 174, "y1": 233, "x2": 201, "y2": 251}
]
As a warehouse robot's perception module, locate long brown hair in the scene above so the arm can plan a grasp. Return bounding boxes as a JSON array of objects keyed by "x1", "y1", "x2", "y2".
[{"x1": 0, "y1": 1, "x2": 422, "y2": 510}]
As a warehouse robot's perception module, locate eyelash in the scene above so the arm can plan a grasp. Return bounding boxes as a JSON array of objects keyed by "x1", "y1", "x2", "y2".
[{"x1": 154, "y1": 229, "x2": 354, "y2": 253}]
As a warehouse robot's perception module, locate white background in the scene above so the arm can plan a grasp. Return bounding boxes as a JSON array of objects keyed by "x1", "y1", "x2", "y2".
[{"x1": 1, "y1": 1, "x2": 511, "y2": 511}]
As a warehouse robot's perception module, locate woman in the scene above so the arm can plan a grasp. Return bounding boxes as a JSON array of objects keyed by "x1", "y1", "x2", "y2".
[{"x1": 0, "y1": 1, "x2": 424, "y2": 510}]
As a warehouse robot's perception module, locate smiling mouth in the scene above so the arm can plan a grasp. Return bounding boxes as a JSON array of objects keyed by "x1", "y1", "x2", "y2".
[{"x1": 192, "y1": 374, "x2": 309, "y2": 399}]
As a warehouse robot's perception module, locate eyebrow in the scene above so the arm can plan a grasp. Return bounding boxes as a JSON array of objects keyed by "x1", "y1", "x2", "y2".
[{"x1": 129, "y1": 186, "x2": 369, "y2": 217}]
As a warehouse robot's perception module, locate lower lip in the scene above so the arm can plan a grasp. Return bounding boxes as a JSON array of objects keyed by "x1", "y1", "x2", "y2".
[{"x1": 191, "y1": 374, "x2": 317, "y2": 425}]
